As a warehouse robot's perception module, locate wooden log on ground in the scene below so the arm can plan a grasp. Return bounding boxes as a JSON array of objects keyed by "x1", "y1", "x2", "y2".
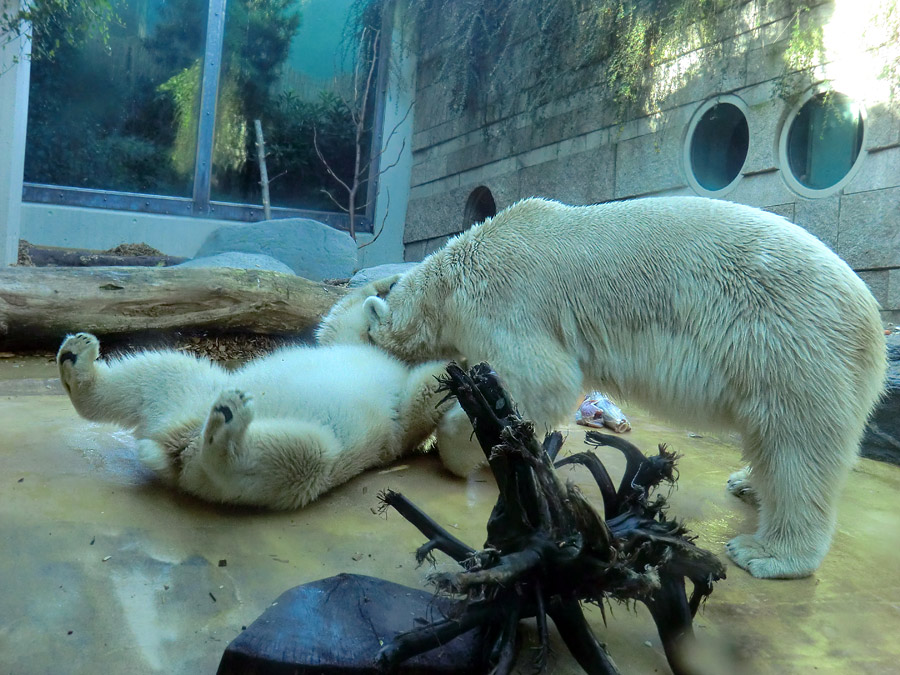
[
  {"x1": 20, "y1": 241, "x2": 189, "y2": 267},
  {"x1": 0, "y1": 266, "x2": 347, "y2": 350}
]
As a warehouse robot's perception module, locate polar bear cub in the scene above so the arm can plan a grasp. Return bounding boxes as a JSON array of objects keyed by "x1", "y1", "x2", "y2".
[
  {"x1": 58, "y1": 333, "x2": 481, "y2": 509},
  {"x1": 318, "y1": 196, "x2": 887, "y2": 579}
]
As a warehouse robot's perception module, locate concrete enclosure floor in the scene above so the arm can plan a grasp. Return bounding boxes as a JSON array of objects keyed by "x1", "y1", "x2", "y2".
[{"x1": 1, "y1": 355, "x2": 899, "y2": 675}]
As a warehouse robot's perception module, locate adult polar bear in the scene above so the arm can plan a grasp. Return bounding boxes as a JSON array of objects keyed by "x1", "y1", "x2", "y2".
[{"x1": 318, "y1": 196, "x2": 886, "y2": 579}]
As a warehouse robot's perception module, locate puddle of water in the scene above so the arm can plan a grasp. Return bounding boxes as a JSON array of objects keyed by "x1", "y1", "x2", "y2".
[{"x1": 67, "y1": 423, "x2": 157, "y2": 486}]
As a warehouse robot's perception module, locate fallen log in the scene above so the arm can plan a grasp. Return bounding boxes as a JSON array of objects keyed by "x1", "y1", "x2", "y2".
[
  {"x1": 0, "y1": 266, "x2": 347, "y2": 350},
  {"x1": 19, "y1": 241, "x2": 188, "y2": 268}
]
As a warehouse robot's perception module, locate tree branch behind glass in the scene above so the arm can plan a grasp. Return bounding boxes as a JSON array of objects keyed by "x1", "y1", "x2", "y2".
[{"x1": 314, "y1": 26, "x2": 409, "y2": 243}]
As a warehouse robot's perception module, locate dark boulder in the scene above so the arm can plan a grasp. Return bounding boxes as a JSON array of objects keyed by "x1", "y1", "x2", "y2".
[{"x1": 861, "y1": 333, "x2": 900, "y2": 465}]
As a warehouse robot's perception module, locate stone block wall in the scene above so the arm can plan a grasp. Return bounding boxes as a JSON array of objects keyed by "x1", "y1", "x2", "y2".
[{"x1": 400, "y1": 0, "x2": 900, "y2": 323}]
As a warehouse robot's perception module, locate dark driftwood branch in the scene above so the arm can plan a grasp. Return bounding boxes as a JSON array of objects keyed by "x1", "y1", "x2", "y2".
[
  {"x1": 377, "y1": 362, "x2": 725, "y2": 675},
  {"x1": 377, "y1": 490, "x2": 475, "y2": 565},
  {"x1": 0, "y1": 266, "x2": 347, "y2": 350}
]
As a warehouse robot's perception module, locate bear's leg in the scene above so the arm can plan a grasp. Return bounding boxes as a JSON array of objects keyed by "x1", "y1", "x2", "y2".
[
  {"x1": 194, "y1": 392, "x2": 352, "y2": 508},
  {"x1": 235, "y1": 420, "x2": 351, "y2": 509},
  {"x1": 434, "y1": 404, "x2": 485, "y2": 477},
  {"x1": 200, "y1": 390, "x2": 254, "y2": 462},
  {"x1": 398, "y1": 361, "x2": 484, "y2": 476},
  {"x1": 483, "y1": 343, "x2": 584, "y2": 434},
  {"x1": 397, "y1": 362, "x2": 456, "y2": 442},
  {"x1": 57, "y1": 332, "x2": 146, "y2": 426},
  {"x1": 725, "y1": 426, "x2": 853, "y2": 579},
  {"x1": 57, "y1": 332, "x2": 103, "y2": 407},
  {"x1": 58, "y1": 332, "x2": 212, "y2": 432}
]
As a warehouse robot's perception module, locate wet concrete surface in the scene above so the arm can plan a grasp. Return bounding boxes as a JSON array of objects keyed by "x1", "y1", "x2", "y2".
[{"x1": 1, "y1": 356, "x2": 899, "y2": 674}]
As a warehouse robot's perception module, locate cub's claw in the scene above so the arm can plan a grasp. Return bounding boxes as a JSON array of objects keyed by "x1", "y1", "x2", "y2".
[{"x1": 726, "y1": 466, "x2": 758, "y2": 505}]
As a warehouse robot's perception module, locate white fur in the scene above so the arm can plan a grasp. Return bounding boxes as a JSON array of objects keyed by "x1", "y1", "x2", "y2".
[
  {"x1": 57, "y1": 333, "x2": 482, "y2": 510},
  {"x1": 317, "y1": 196, "x2": 887, "y2": 578}
]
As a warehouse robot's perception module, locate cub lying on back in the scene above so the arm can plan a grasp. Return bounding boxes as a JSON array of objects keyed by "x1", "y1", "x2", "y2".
[
  {"x1": 318, "y1": 196, "x2": 887, "y2": 579},
  {"x1": 57, "y1": 333, "x2": 481, "y2": 509}
]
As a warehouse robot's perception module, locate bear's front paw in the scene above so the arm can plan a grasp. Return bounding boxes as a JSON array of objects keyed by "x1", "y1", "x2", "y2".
[
  {"x1": 58, "y1": 332, "x2": 100, "y2": 368},
  {"x1": 725, "y1": 534, "x2": 817, "y2": 579},
  {"x1": 726, "y1": 466, "x2": 758, "y2": 505},
  {"x1": 57, "y1": 333, "x2": 101, "y2": 393},
  {"x1": 203, "y1": 390, "x2": 254, "y2": 457}
]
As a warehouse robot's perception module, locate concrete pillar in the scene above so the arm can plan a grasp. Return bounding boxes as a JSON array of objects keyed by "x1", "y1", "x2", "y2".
[
  {"x1": 357, "y1": 0, "x2": 416, "y2": 268},
  {"x1": 0, "y1": 0, "x2": 31, "y2": 266}
]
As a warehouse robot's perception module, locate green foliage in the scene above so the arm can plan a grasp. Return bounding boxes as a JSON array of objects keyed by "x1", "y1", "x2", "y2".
[
  {"x1": 784, "y1": 6, "x2": 825, "y2": 73},
  {"x1": 376, "y1": 0, "x2": 898, "y2": 123},
  {"x1": 20, "y1": 0, "x2": 365, "y2": 211},
  {"x1": 151, "y1": 0, "x2": 301, "y2": 192},
  {"x1": 876, "y1": 0, "x2": 900, "y2": 100},
  {"x1": 606, "y1": 7, "x2": 653, "y2": 109},
  {"x1": 1, "y1": 0, "x2": 117, "y2": 62},
  {"x1": 264, "y1": 90, "x2": 359, "y2": 209},
  {"x1": 371, "y1": 0, "x2": 737, "y2": 119},
  {"x1": 157, "y1": 62, "x2": 202, "y2": 177},
  {"x1": 774, "y1": 3, "x2": 827, "y2": 102}
]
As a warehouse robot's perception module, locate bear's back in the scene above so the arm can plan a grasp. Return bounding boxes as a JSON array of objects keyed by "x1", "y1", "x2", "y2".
[
  {"x1": 437, "y1": 196, "x2": 872, "y2": 327},
  {"x1": 424, "y1": 197, "x2": 882, "y2": 391},
  {"x1": 459, "y1": 197, "x2": 839, "y2": 277}
]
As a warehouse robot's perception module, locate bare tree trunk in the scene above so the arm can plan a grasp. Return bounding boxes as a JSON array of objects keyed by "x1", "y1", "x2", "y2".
[
  {"x1": 254, "y1": 119, "x2": 272, "y2": 221},
  {"x1": 0, "y1": 266, "x2": 346, "y2": 350}
]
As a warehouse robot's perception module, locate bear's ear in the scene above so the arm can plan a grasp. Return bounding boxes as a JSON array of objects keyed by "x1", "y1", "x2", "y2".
[
  {"x1": 363, "y1": 296, "x2": 390, "y2": 326},
  {"x1": 372, "y1": 274, "x2": 402, "y2": 298}
]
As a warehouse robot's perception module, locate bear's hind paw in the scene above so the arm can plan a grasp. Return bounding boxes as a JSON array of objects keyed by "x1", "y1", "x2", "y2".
[
  {"x1": 58, "y1": 333, "x2": 100, "y2": 368},
  {"x1": 203, "y1": 390, "x2": 254, "y2": 456},
  {"x1": 57, "y1": 333, "x2": 101, "y2": 394},
  {"x1": 725, "y1": 534, "x2": 819, "y2": 579}
]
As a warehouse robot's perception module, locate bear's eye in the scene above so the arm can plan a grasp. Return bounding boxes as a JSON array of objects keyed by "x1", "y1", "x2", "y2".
[{"x1": 389, "y1": 281, "x2": 398, "y2": 292}]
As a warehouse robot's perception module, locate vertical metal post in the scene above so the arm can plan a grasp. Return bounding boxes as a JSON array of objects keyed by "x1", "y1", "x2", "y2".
[
  {"x1": 192, "y1": 0, "x2": 227, "y2": 216},
  {"x1": 365, "y1": 0, "x2": 394, "y2": 228},
  {"x1": 0, "y1": 0, "x2": 33, "y2": 265}
]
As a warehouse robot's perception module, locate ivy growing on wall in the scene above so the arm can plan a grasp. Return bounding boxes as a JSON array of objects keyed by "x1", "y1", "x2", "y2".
[{"x1": 354, "y1": 0, "x2": 897, "y2": 123}]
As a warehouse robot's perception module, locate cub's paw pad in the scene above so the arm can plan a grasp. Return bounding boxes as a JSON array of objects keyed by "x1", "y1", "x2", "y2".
[
  {"x1": 205, "y1": 390, "x2": 253, "y2": 444},
  {"x1": 726, "y1": 466, "x2": 758, "y2": 504},
  {"x1": 725, "y1": 534, "x2": 814, "y2": 579},
  {"x1": 57, "y1": 333, "x2": 100, "y2": 368}
]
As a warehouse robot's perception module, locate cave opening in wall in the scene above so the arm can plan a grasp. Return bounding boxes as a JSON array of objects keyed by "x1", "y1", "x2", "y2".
[
  {"x1": 783, "y1": 91, "x2": 865, "y2": 195},
  {"x1": 463, "y1": 186, "x2": 497, "y2": 227},
  {"x1": 686, "y1": 98, "x2": 749, "y2": 194}
]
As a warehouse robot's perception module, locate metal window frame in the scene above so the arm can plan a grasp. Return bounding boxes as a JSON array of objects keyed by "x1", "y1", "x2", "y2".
[{"x1": 22, "y1": 0, "x2": 379, "y2": 233}]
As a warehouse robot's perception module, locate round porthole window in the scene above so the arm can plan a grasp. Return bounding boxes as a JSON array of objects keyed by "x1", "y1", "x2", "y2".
[
  {"x1": 780, "y1": 91, "x2": 865, "y2": 196},
  {"x1": 463, "y1": 186, "x2": 497, "y2": 226},
  {"x1": 685, "y1": 96, "x2": 749, "y2": 195}
]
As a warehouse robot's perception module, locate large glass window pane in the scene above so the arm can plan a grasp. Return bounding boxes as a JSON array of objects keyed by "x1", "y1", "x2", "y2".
[
  {"x1": 689, "y1": 102, "x2": 749, "y2": 192},
  {"x1": 786, "y1": 92, "x2": 864, "y2": 191},
  {"x1": 24, "y1": 0, "x2": 207, "y2": 197},
  {"x1": 211, "y1": 0, "x2": 371, "y2": 214}
]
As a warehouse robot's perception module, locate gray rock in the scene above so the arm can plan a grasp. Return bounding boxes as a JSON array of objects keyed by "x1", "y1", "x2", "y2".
[
  {"x1": 195, "y1": 218, "x2": 358, "y2": 281},
  {"x1": 177, "y1": 252, "x2": 296, "y2": 275},
  {"x1": 348, "y1": 263, "x2": 419, "y2": 288},
  {"x1": 861, "y1": 333, "x2": 900, "y2": 466}
]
